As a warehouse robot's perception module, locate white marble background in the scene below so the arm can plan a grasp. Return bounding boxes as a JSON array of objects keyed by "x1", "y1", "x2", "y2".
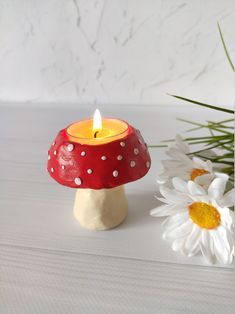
[{"x1": 0, "y1": 0, "x2": 234, "y2": 107}]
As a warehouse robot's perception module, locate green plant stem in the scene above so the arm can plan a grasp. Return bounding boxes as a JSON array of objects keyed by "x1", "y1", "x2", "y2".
[
  {"x1": 169, "y1": 94, "x2": 235, "y2": 114},
  {"x1": 217, "y1": 23, "x2": 235, "y2": 72}
]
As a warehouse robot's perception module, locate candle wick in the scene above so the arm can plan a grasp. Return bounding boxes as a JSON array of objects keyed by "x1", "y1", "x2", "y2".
[{"x1": 94, "y1": 131, "x2": 99, "y2": 138}]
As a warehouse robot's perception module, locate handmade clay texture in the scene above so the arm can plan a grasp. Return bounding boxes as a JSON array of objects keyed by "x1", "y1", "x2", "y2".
[
  {"x1": 47, "y1": 124, "x2": 151, "y2": 189},
  {"x1": 73, "y1": 185, "x2": 128, "y2": 230}
]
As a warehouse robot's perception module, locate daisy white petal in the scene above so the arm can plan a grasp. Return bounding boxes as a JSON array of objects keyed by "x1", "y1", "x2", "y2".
[
  {"x1": 187, "y1": 241, "x2": 200, "y2": 257},
  {"x1": 162, "y1": 212, "x2": 189, "y2": 231},
  {"x1": 194, "y1": 196, "x2": 211, "y2": 204},
  {"x1": 216, "y1": 227, "x2": 232, "y2": 251},
  {"x1": 184, "y1": 225, "x2": 201, "y2": 254},
  {"x1": 163, "y1": 220, "x2": 193, "y2": 240},
  {"x1": 194, "y1": 173, "x2": 214, "y2": 187},
  {"x1": 175, "y1": 134, "x2": 190, "y2": 154},
  {"x1": 201, "y1": 230, "x2": 215, "y2": 264},
  {"x1": 150, "y1": 205, "x2": 173, "y2": 217},
  {"x1": 211, "y1": 228, "x2": 230, "y2": 264},
  {"x1": 225, "y1": 228, "x2": 234, "y2": 251},
  {"x1": 192, "y1": 157, "x2": 213, "y2": 173},
  {"x1": 214, "y1": 172, "x2": 229, "y2": 181},
  {"x1": 162, "y1": 160, "x2": 189, "y2": 170},
  {"x1": 155, "y1": 196, "x2": 170, "y2": 204},
  {"x1": 226, "y1": 231, "x2": 235, "y2": 264},
  {"x1": 158, "y1": 134, "x2": 217, "y2": 188},
  {"x1": 205, "y1": 160, "x2": 213, "y2": 172},
  {"x1": 213, "y1": 240, "x2": 228, "y2": 264},
  {"x1": 208, "y1": 177, "x2": 228, "y2": 200},
  {"x1": 160, "y1": 186, "x2": 189, "y2": 204},
  {"x1": 219, "y1": 188, "x2": 235, "y2": 208},
  {"x1": 188, "y1": 181, "x2": 206, "y2": 196},
  {"x1": 152, "y1": 171, "x2": 234, "y2": 265},
  {"x1": 151, "y1": 203, "x2": 188, "y2": 217},
  {"x1": 166, "y1": 147, "x2": 192, "y2": 163},
  {"x1": 172, "y1": 177, "x2": 188, "y2": 193},
  {"x1": 172, "y1": 237, "x2": 186, "y2": 252},
  {"x1": 192, "y1": 156, "x2": 208, "y2": 168},
  {"x1": 156, "y1": 174, "x2": 168, "y2": 184},
  {"x1": 219, "y1": 207, "x2": 234, "y2": 230},
  {"x1": 166, "y1": 147, "x2": 184, "y2": 159}
]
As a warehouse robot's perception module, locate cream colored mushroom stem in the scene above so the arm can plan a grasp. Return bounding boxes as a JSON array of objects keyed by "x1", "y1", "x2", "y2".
[{"x1": 73, "y1": 185, "x2": 128, "y2": 230}]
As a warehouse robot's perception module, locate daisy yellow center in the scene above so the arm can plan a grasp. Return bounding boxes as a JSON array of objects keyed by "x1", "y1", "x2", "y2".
[
  {"x1": 188, "y1": 202, "x2": 221, "y2": 229},
  {"x1": 190, "y1": 168, "x2": 209, "y2": 181}
]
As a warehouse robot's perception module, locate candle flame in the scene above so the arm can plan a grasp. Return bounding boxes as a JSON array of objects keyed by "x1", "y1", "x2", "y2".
[{"x1": 93, "y1": 109, "x2": 102, "y2": 131}]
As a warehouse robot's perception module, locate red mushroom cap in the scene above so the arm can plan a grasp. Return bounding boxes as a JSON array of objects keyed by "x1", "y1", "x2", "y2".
[{"x1": 47, "y1": 123, "x2": 151, "y2": 189}]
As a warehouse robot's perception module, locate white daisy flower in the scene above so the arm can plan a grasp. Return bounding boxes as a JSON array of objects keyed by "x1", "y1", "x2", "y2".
[
  {"x1": 151, "y1": 175, "x2": 235, "y2": 265},
  {"x1": 157, "y1": 134, "x2": 215, "y2": 188}
]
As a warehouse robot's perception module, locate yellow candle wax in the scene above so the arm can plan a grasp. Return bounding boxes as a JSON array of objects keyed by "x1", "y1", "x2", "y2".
[{"x1": 66, "y1": 109, "x2": 129, "y2": 145}]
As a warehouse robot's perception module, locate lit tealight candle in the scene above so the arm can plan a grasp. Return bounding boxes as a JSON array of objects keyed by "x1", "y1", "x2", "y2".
[
  {"x1": 93, "y1": 109, "x2": 102, "y2": 138},
  {"x1": 47, "y1": 109, "x2": 151, "y2": 230},
  {"x1": 67, "y1": 109, "x2": 129, "y2": 144}
]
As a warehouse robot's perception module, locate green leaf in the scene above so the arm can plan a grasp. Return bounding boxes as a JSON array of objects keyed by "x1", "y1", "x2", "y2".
[
  {"x1": 188, "y1": 140, "x2": 233, "y2": 154},
  {"x1": 147, "y1": 144, "x2": 167, "y2": 148},
  {"x1": 169, "y1": 94, "x2": 234, "y2": 114},
  {"x1": 207, "y1": 118, "x2": 234, "y2": 124},
  {"x1": 218, "y1": 22, "x2": 235, "y2": 72}
]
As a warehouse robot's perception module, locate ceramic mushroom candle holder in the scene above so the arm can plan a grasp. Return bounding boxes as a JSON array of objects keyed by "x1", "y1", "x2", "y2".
[{"x1": 47, "y1": 110, "x2": 151, "y2": 230}]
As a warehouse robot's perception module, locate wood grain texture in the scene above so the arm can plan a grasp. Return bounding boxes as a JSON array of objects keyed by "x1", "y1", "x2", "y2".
[
  {"x1": 0, "y1": 105, "x2": 234, "y2": 313},
  {"x1": 1, "y1": 244, "x2": 235, "y2": 314}
]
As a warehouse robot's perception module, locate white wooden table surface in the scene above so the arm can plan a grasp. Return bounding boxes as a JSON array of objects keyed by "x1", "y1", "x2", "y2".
[{"x1": 1, "y1": 104, "x2": 234, "y2": 314}]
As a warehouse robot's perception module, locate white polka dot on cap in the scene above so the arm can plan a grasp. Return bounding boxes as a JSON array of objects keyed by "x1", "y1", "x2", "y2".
[
  {"x1": 130, "y1": 161, "x2": 136, "y2": 168},
  {"x1": 74, "y1": 177, "x2": 82, "y2": 185},
  {"x1": 113, "y1": 170, "x2": 119, "y2": 177},
  {"x1": 67, "y1": 144, "x2": 74, "y2": 152}
]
